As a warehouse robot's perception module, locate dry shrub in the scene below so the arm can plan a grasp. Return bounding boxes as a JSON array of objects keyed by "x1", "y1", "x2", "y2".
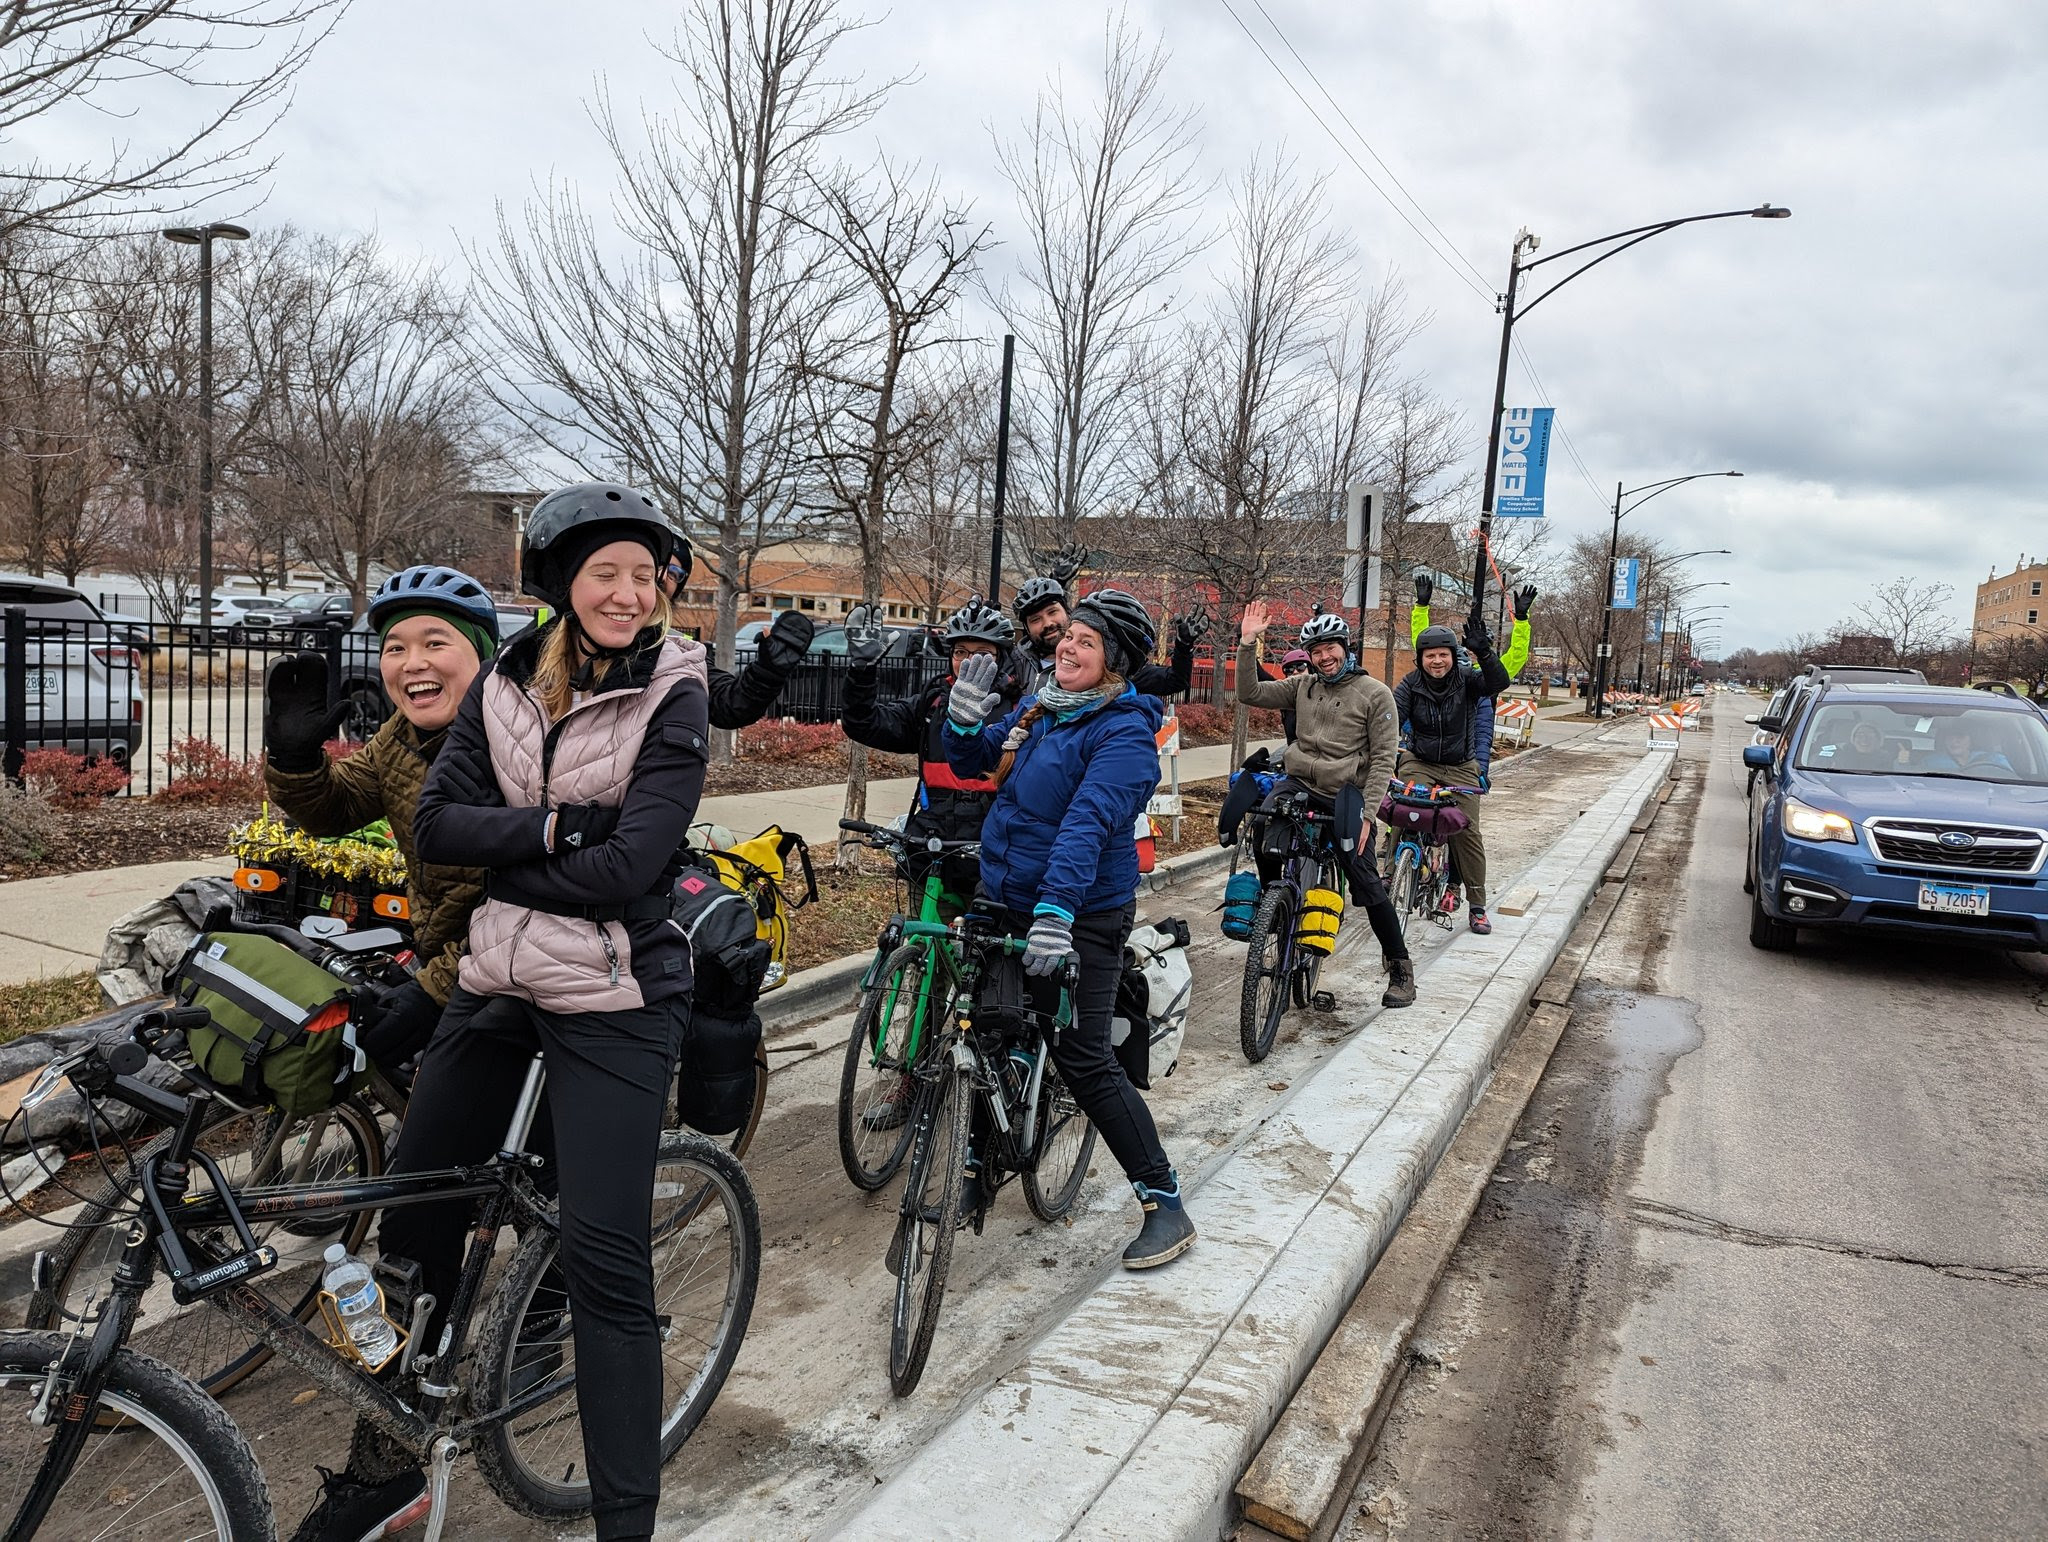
[
  {"x1": 20, "y1": 749, "x2": 131, "y2": 809},
  {"x1": 157, "y1": 736, "x2": 265, "y2": 805},
  {"x1": 739, "y1": 719, "x2": 844, "y2": 762},
  {"x1": 0, "y1": 780, "x2": 63, "y2": 862}
]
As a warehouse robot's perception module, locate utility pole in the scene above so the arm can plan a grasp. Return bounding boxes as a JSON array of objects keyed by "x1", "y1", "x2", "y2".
[{"x1": 985, "y1": 333, "x2": 1015, "y2": 605}]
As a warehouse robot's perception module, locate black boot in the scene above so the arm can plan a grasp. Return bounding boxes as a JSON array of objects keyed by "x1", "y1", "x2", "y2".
[
  {"x1": 1381, "y1": 957, "x2": 1416, "y2": 1009},
  {"x1": 1122, "y1": 1173, "x2": 1196, "y2": 1269}
]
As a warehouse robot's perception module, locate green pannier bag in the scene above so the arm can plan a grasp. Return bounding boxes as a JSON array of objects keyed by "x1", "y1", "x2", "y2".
[{"x1": 172, "y1": 931, "x2": 366, "y2": 1117}]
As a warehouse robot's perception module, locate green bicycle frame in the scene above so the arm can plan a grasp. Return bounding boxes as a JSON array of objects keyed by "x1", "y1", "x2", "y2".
[{"x1": 858, "y1": 873, "x2": 969, "y2": 1071}]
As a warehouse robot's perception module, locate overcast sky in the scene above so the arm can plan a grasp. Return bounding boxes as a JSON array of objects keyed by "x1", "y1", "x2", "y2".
[{"x1": 27, "y1": 0, "x2": 2048, "y2": 651}]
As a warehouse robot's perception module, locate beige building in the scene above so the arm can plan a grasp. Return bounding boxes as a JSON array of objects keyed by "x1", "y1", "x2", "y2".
[{"x1": 1973, "y1": 556, "x2": 2048, "y2": 646}]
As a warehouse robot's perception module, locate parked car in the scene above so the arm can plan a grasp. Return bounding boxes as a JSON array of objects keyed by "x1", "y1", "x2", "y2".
[
  {"x1": 1743, "y1": 681, "x2": 2048, "y2": 953},
  {"x1": 270, "y1": 591, "x2": 358, "y2": 635},
  {"x1": 0, "y1": 576, "x2": 144, "y2": 765},
  {"x1": 178, "y1": 590, "x2": 292, "y2": 638}
]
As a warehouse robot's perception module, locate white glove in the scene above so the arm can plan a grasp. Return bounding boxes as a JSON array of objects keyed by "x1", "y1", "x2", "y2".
[{"x1": 947, "y1": 651, "x2": 1002, "y2": 729}]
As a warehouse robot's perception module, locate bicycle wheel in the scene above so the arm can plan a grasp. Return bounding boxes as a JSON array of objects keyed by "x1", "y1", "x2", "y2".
[
  {"x1": 838, "y1": 943, "x2": 938, "y2": 1191},
  {"x1": 727, "y1": 1046, "x2": 769, "y2": 1161},
  {"x1": 1388, "y1": 847, "x2": 1419, "y2": 945},
  {"x1": 888, "y1": 1054, "x2": 970, "y2": 1397},
  {"x1": 472, "y1": 1132, "x2": 761, "y2": 1520},
  {"x1": 1239, "y1": 885, "x2": 1295, "y2": 1063},
  {"x1": 0, "y1": 1332, "x2": 273, "y2": 1541},
  {"x1": 22, "y1": 1098, "x2": 382, "y2": 1400},
  {"x1": 1022, "y1": 1060, "x2": 1097, "y2": 1222}
]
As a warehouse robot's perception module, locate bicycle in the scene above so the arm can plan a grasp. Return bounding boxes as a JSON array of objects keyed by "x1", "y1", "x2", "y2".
[
  {"x1": 1, "y1": 1003, "x2": 760, "y2": 1541},
  {"x1": 833, "y1": 818, "x2": 980, "y2": 1191},
  {"x1": 17, "y1": 917, "x2": 416, "y2": 1402},
  {"x1": 1380, "y1": 777, "x2": 1484, "y2": 942},
  {"x1": 883, "y1": 916, "x2": 1092, "y2": 1397},
  {"x1": 1237, "y1": 784, "x2": 1348, "y2": 1064}
]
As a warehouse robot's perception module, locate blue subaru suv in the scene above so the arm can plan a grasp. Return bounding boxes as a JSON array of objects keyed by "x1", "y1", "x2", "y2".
[{"x1": 1743, "y1": 680, "x2": 2048, "y2": 951}]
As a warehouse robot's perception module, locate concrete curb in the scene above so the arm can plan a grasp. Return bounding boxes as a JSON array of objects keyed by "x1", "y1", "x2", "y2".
[
  {"x1": 833, "y1": 747, "x2": 1670, "y2": 1541},
  {"x1": 759, "y1": 844, "x2": 1235, "y2": 1033}
]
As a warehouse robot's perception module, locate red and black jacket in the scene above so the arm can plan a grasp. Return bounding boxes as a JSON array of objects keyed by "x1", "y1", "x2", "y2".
[{"x1": 843, "y1": 666, "x2": 1008, "y2": 840}]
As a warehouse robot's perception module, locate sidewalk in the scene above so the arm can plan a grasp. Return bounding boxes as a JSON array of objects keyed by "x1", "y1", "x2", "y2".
[{"x1": 0, "y1": 741, "x2": 1267, "y2": 987}]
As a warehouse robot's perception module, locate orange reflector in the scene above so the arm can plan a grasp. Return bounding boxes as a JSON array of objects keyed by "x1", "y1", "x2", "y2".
[
  {"x1": 234, "y1": 867, "x2": 282, "y2": 893},
  {"x1": 373, "y1": 893, "x2": 409, "y2": 921},
  {"x1": 304, "y1": 1001, "x2": 350, "y2": 1035}
]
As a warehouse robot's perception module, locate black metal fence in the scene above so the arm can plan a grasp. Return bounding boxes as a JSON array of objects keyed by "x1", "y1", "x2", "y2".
[{"x1": 0, "y1": 609, "x2": 950, "y2": 796}]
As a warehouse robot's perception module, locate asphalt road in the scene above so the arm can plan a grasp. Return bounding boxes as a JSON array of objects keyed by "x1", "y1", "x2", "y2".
[{"x1": 1344, "y1": 701, "x2": 2048, "y2": 1540}]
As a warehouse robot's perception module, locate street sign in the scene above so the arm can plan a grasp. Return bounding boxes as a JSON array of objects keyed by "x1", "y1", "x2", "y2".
[
  {"x1": 1611, "y1": 557, "x2": 1641, "y2": 610},
  {"x1": 1495, "y1": 407, "x2": 1554, "y2": 518},
  {"x1": 1341, "y1": 484, "x2": 1382, "y2": 613}
]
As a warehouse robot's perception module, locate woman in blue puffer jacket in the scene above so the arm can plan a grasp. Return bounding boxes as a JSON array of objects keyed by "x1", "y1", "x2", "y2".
[{"x1": 943, "y1": 588, "x2": 1194, "y2": 1270}]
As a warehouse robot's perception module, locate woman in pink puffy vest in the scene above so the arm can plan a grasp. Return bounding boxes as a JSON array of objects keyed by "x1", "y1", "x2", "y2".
[{"x1": 291, "y1": 482, "x2": 709, "y2": 1542}]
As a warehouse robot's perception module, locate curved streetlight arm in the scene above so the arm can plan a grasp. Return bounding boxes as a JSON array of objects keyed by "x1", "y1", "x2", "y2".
[
  {"x1": 1620, "y1": 470, "x2": 1741, "y2": 521},
  {"x1": 1516, "y1": 206, "x2": 1789, "y2": 320}
]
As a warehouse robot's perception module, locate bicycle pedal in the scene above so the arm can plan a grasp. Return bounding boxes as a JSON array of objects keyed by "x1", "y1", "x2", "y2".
[{"x1": 1311, "y1": 991, "x2": 1337, "y2": 1013}]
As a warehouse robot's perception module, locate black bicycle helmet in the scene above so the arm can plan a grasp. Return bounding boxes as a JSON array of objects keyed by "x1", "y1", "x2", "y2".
[
  {"x1": 941, "y1": 600, "x2": 1015, "y2": 648},
  {"x1": 1067, "y1": 588, "x2": 1156, "y2": 677},
  {"x1": 1415, "y1": 624, "x2": 1460, "y2": 665},
  {"x1": 366, "y1": 565, "x2": 500, "y2": 645},
  {"x1": 521, "y1": 482, "x2": 685, "y2": 608},
  {"x1": 1012, "y1": 574, "x2": 1068, "y2": 624}
]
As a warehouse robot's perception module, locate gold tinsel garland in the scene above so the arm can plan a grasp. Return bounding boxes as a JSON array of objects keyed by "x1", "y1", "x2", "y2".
[{"x1": 228, "y1": 807, "x2": 408, "y2": 889}]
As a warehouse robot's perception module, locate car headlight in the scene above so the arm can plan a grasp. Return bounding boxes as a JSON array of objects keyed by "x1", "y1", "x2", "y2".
[{"x1": 1783, "y1": 797, "x2": 1856, "y2": 844}]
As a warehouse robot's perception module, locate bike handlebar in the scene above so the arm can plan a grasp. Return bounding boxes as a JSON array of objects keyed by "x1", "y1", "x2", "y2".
[
  {"x1": 1386, "y1": 778, "x2": 1486, "y2": 803},
  {"x1": 838, "y1": 818, "x2": 982, "y2": 856}
]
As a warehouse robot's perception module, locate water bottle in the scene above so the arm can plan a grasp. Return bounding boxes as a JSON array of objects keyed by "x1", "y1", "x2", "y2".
[{"x1": 322, "y1": 1243, "x2": 400, "y2": 1368}]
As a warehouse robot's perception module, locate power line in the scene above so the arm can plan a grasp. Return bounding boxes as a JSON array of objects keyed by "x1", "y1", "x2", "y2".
[
  {"x1": 1243, "y1": 0, "x2": 1495, "y2": 295},
  {"x1": 1211, "y1": 0, "x2": 1494, "y2": 308}
]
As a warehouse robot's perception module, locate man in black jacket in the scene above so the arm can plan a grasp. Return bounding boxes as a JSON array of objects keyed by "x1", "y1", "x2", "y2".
[
  {"x1": 1007, "y1": 573, "x2": 1207, "y2": 701},
  {"x1": 1393, "y1": 617, "x2": 1510, "y2": 934}
]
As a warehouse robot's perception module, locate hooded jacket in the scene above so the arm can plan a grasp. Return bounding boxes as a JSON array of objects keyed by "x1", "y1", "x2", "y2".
[
  {"x1": 943, "y1": 687, "x2": 1163, "y2": 919},
  {"x1": 264, "y1": 714, "x2": 481, "y2": 1006},
  {"x1": 1236, "y1": 643, "x2": 1399, "y2": 800},
  {"x1": 1395, "y1": 630, "x2": 1510, "y2": 765},
  {"x1": 414, "y1": 622, "x2": 710, "y2": 1014}
]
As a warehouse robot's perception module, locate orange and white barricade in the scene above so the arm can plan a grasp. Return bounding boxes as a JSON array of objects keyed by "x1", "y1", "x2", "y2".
[
  {"x1": 1645, "y1": 711, "x2": 1686, "y2": 750},
  {"x1": 1496, "y1": 698, "x2": 1538, "y2": 748},
  {"x1": 1147, "y1": 709, "x2": 1184, "y2": 842}
]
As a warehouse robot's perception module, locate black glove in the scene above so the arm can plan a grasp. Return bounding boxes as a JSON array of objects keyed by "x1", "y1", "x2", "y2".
[
  {"x1": 1174, "y1": 606, "x2": 1212, "y2": 648},
  {"x1": 1513, "y1": 584, "x2": 1538, "y2": 621},
  {"x1": 428, "y1": 742, "x2": 504, "y2": 809},
  {"x1": 845, "y1": 605, "x2": 889, "y2": 671},
  {"x1": 550, "y1": 802, "x2": 619, "y2": 852},
  {"x1": 759, "y1": 609, "x2": 814, "y2": 671},
  {"x1": 1047, "y1": 542, "x2": 1087, "y2": 586},
  {"x1": 1414, "y1": 574, "x2": 1434, "y2": 606},
  {"x1": 353, "y1": 979, "x2": 440, "y2": 1067},
  {"x1": 1243, "y1": 745, "x2": 1273, "y2": 774},
  {"x1": 1462, "y1": 612, "x2": 1496, "y2": 658},
  {"x1": 263, "y1": 654, "x2": 350, "y2": 773}
]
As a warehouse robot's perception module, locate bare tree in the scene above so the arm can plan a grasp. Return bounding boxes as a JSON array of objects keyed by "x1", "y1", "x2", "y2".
[
  {"x1": 472, "y1": 0, "x2": 888, "y2": 694},
  {"x1": 884, "y1": 362, "x2": 994, "y2": 623},
  {"x1": 243, "y1": 234, "x2": 499, "y2": 608},
  {"x1": 1369, "y1": 379, "x2": 1473, "y2": 680},
  {"x1": 0, "y1": 0, "x2": 346, "y2": 239},
  {"x1": 1156, "y1": 154, "x2": 1351, "y2": 757},
  {"x1": 1850, "y1": 576, "x2": 1957, "y2": 665},
  {"x1": 799, "y1": 161, "x2": 988, "y2": 842},
  {"x1": 990, "y1": 12, "x2": 1207, "y2": 557}
]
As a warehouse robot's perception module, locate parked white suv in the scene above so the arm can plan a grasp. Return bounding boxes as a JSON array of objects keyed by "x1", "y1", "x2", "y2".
[{"x1": 0, "y1": 575, "x2": 146, "y2": 765}]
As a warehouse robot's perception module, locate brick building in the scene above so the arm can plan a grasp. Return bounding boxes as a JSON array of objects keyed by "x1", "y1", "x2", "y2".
[{"x1": 1973, "y1": 556, "x2": 2048, "y2": 646}]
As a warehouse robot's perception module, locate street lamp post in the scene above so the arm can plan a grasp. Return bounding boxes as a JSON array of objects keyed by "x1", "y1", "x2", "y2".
[
  {"x1": 1591, "y1": 472, "x2": 1742, "y2": 715},
  {"x1": 1468, "y1": 205, "x2": 1789, "y2": 625},
  {"x1": 163, "y1": 222, "x2": 251, "y2": 623},
  {"x1": 1662, "y1": 602, "x2": 1728, "y2": 696},
  {"x1": 1633, "y1": 554, "x2": 1731, "y2": 689}
]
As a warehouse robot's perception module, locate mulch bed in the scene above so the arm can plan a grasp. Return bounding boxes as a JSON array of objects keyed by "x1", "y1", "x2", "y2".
[
  {"x1": 0, "y1": 800, "x2": 259, "y2": 883},
  {"x1": 703, "y1": 747, "x2": 918, "y2": 798}
]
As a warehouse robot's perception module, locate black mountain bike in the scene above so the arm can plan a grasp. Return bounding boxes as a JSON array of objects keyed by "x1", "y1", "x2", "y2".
[
  {"x1": 1, "y1": 1005, "x2": 759, "y2": 1541},
  {"x1": 884, "y1": 917, "x2": 1092, "y2": 1397},
  {"x1": 1237, "y1": 785, "x2": 1345, "y2": 1063}
]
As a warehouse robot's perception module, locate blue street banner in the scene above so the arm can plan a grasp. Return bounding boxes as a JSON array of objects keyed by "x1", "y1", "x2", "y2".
[
  {"x1": 1494, "y1": 406, "x2": 1554, "y2": 518},
  {"x1": 1648, "y1": 609, "x2": 1665, "y2": 642},
  {"x1": 1611, "y1": 557, "x2": 1641, "y2": 610}
]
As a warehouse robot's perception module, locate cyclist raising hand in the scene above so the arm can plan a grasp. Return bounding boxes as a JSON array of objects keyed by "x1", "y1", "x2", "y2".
[
  {"x1": 1236, "y1": 601, "x2": 1417, "y2": 1008},
  {"x1": 944, "y1": 589, "x2": 1194, "y2": 1270}
]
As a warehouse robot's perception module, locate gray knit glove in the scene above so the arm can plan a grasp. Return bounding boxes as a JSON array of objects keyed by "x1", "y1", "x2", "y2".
[
  {"x1": 947, "y1": 651, "x2": 1002, "y2": 729},
  {"x1": 1022, "y1": 912, "x2": 1074, "y2": 978}
]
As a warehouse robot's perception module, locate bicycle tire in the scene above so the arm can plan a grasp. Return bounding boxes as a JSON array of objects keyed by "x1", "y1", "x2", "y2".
[
  {"x1": 727, "y1": 1046, "x2": 769, "y2": 1161},
  {"x1": 1389, "y1": 847, "x2": 1419, "y2": 944},
  {"x1": 1239, "y1": 885, "x2": 1295, "y2": 1063},
  {"x1": 21, "y1": 1097, "x2": 382, "y2": 1401},
  {"x1": 888, "y1": 1054, "x2": 970, "y2": 1397},
  {"x1": 837, "y1": 942, "x2": 936, "y2": 1191},
  {"x1": 471, "y1": 1131, "x2": 761, "y2": 1520},
  {"x1": 1022, "y1": 1062, "x2": 1097, "y2": 1222},
  {"x1": 0, "y1": 1331, "x2": 273, "y2": 1541}
]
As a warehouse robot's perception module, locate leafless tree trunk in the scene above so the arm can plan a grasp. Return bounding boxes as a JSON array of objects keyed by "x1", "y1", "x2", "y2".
[
  {"x1": 0, "y1": 0, "x2": 345, "y2": 239},
  {"x1": 471, "y1": 0, "x2": 889, "y2": 759},
  {"x1": 800, "y1": 160, "x2": 988, "y2": 855},
  {"x1": 989, "y1": 12, "x2": 1207, "y2": 560}
]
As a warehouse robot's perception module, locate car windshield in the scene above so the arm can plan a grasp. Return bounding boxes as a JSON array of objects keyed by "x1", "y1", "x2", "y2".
[
  {"x1": 280, "y1": 593, "x2": 326, "y2": 611},
  {"x1": 1796, "y1": 702, "x2": 2048, "y2": 785}
]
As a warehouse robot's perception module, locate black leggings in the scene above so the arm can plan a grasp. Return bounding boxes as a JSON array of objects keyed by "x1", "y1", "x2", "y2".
[
  {"x1": 378, "y1": 988, "x2": 684, "y2": 1542},
  {"x1": 994, "y1": 903, "x2": 1173, "y2": 1191}
]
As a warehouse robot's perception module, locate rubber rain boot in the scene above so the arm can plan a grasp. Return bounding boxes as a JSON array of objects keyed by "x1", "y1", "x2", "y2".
[{"x1": 1122, "y1": 1174, "x2": 1196, "y2": 1270}]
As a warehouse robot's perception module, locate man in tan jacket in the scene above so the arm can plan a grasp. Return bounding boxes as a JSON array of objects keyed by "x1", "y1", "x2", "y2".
[{"x1": 1236, "y1": 602, "x2": 1415, "y2": 1007}]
